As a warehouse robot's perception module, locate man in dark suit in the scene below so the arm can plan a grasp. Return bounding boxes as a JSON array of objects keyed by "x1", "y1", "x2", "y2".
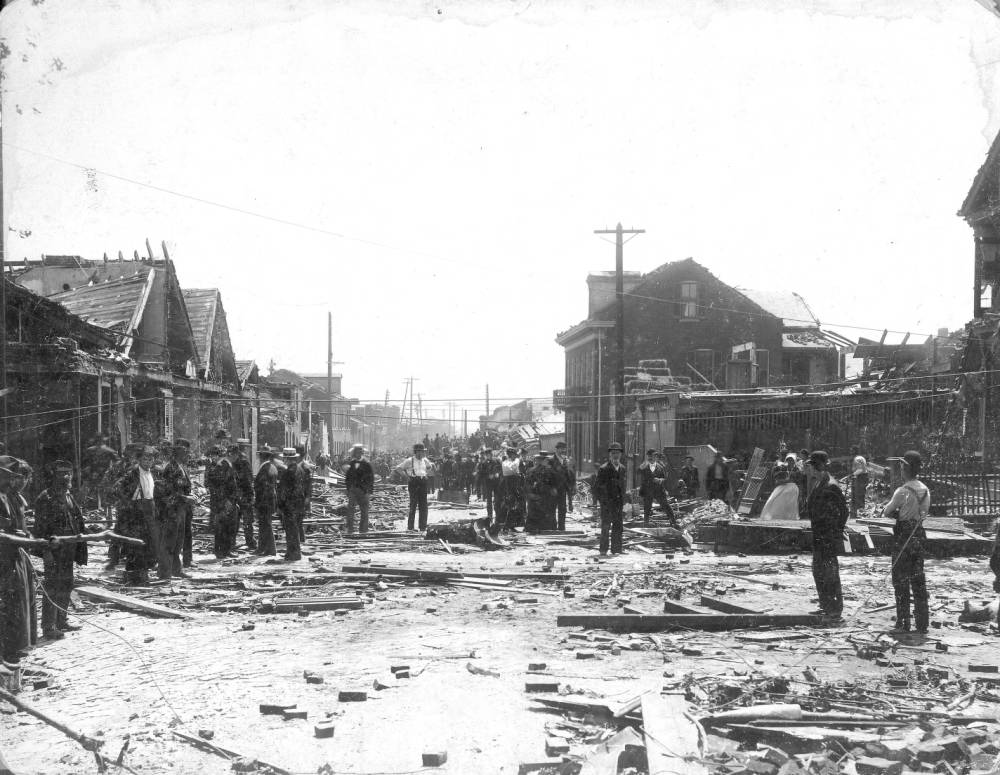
[
  {"x1": 678, "y1": 454, "x2": 700, "y2": 498},
  {"x1": 550, "y1": 441, "x2": 576, "y2": 531},
  {"x1": 254, "y1": 447, "x2": 280, "y2": 556},
  {"x1": 342, "y1": 444, "x2": 375, "y2": 534},
  {"x1": 638, "y1": 448, "x2": 677, "y2": 526},
  {"x1": 594, "y1": 442, "x2": 628, "y2": 556},
  {"x1": 804, "y1": 450, "x2": 848, "y2": 618},
  {"x1": 475, "y1": 448, "x2": 503, "y2": 527},
  {"x1": 33, "y1": 460, "x2": 86, "y2": 637}
]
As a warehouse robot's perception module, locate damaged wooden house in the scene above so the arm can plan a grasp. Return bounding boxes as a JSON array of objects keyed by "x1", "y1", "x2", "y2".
[{"x1": 2, "y1": 247, "x2": 269, "y2": 475}]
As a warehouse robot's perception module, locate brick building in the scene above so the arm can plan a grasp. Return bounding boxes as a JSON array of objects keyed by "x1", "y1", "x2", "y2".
[{"x1": 555, "y1": 258, "x2": 849, "y2": 468}]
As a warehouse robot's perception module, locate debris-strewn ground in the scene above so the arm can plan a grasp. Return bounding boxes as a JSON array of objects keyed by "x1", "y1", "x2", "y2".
[{"x1": 4, "y1": 491, "x2": 999, "y2": 775}]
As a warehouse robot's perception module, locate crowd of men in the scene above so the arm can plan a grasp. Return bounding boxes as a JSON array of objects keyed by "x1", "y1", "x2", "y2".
[
  {"x1": 391, "y1": 440, "x2": 577, "y2": 534},
  {"x1": 3, "y1": 431, "x2": 1000, "y2": 666}
]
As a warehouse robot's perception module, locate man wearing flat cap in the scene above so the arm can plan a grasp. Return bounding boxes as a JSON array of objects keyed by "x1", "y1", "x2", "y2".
[
  {"x1": 594, "y1": 443, "x2": 629, "y2": 556},
  {"x1": 33, "y1": 460, "x2": 86, "y2": 638},
  {"x1": 394, "y1": 443, "x2": 434, "y2": 531},
  {"x1": 804, "y1": 450, "x2": 848, "y2": 618}
]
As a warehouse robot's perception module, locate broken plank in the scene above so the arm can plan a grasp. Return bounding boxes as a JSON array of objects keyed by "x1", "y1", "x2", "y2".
[
  {"x1": 172, "y1": 731, "x2": 292, "y2": 775},
  {"x1": 641, "y1": 693, "x2": 706, "y2": 775},
  {"x1": 272, "y1": 598, "x2": 364, "y2": 612},
  {"x1": 341, "y1": 564, "x2": 568, "y2": 582},
  {"x1": 699, "y1": 595, "x2": 762, "y2": 615},
  {"x1": 556, "y1": 613, "x2": 829, "y2": 632},
  {"x1": 532, "y1": 690, "x2": 649, "y2": 719},
  {"x1": 75, "y1": 585, "x2": 195, "y2": 620},
  {"x1": 578, "y1": 727, "x2": 646, "y2": 775},
  {"x1": 663, "y1": 600, "x2": 709, "y2": 614}
]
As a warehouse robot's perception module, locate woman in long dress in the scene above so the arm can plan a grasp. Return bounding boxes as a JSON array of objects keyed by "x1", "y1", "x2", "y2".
[{"x1": 760, "y1": 463, "x2": 801, "y2": 521}]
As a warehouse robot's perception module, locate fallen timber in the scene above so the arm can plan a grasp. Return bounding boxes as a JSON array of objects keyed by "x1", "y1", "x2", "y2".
[
  {"x1": 0, "y1": 530, "x2": 143, "y2": 548},
  {"x1": 75, "y1": 585, "x2": 197, "y2": 620},
  {"x1": 0, "y1": 688, "x2": 103, "y2": 753},
  {"x1": 340, "y1": 563, "x2": 569, "y2": 582},
  {"x1": 172, "y1": 731, "x2": 292, "y2": 775},
  {"x1": 698, "y1": 518, "x2": 993, "y2": 557},
  {"x1": 556, "y1": 613, "x2": 831, "y2": 632}
]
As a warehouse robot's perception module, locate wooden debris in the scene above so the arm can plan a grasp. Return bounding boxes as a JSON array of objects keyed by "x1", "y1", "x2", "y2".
[
  {"x1": 172, "y1": 731, "x2": 292, "y2": 775},
  {"x1": 641, "y1": 693, "x2": 706, "y2": 774},
  {"x1": 0, "y1": 688, "x2": 103, "y2": 753},
  {"x1": 699, "y1": 595, "x2": 762, "y2": 615},
  {"x1": 269, "y1": 597, "x2": 363, "y2": 613},
  {"x1": 75, "y1": 585, "x2": 195, "y2": 620},
  {"x1": 556, "y1": 613, "x2": 828, "y2": 632}
]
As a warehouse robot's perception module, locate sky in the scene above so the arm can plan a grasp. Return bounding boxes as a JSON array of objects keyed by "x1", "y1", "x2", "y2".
[{"x1": 2, "y1": 0, "x2": 1000, "y2": 428}]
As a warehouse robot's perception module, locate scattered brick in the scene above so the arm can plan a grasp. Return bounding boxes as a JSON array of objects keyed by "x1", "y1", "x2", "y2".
[
  {"x1": 422, "y1": 751, "x2": 447, "y2": 766},
  {"x1": 259, "y1": 702, "x2": 296, "y2": 715},
  {"x1": 338, "y1": 691, "x2": 367, "y2": 702}
]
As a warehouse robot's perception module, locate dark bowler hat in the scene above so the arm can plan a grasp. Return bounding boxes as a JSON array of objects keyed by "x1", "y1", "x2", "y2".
[
  {"x1": 646, "y1": 448, "x2": 657, "y2": 455},
  {"x1": 608, "y1": 442, "x2": 623, "y2": 452},
  {"x1": 807, "y1": 450, "x2": 829, "y2": 467},
  {"x1": 215, "y1": 429, "x2": 231, "y2": 440},
  {"x1": 413, "y1": 443, "x2": 425, "y2": 451},
  {"x1": 258, "y1": 447, "x2": 274, "y2": 457},
  {"x1": 903, "y1": 450, "x2": 922, "y2": 473},
  {"x1": 50, "y1": 459, "x2": 74, "y2": 473},
  {"x1": 555, "y1": 441, "x2": 567, "y2": 449}
]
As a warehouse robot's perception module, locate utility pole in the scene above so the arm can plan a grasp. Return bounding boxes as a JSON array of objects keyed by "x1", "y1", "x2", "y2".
[
  {"x1": 326, "y1": 311, "x2": 344, "y2": 455},
  {"x1": 485, "y1": 384, "x2": 490, "y2": 417},
  {"x1": 594, "y1": 223, "x2": 644, "y2": 448},
  {"x1": 0, "y1": 64, "x2": 7, "y2": 437}
]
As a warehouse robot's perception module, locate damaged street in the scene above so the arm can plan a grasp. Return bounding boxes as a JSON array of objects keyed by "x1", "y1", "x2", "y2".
[
  {"x1": 4, "y1": 479, "x2": 1000, "y2": 775},
  {"x1": 4, "y1": 3, "x2": 1000, "y2": 774}
]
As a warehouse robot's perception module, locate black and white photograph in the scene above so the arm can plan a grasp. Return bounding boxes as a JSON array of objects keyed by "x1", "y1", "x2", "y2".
[{"x1": 2, "y1": 0, "x2": 1000, "y2": 773}]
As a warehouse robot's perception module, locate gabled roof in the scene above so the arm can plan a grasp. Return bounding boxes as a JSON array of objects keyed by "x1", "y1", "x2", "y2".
[
  {"x1": 4, "y1": 278, "x2": 118, "y2": 349},
  {"x1": 959, "y1": 129, "x2": 1000, "y2": 220},
  {"x1": 266, "y1": 368, "x2": 350, "y2": 401},
  {"x1": 14, "y1": 260, "x2": 154, "y2": 298},
  {"x1": 736, "y1": 288, "x2": 820, "y2": 328},
  {"x1": 236, "y1": 359, "x2": 257, "y2": 386},
  {"x1": 181, "y1": 289, "x2": 220, "y2": 368},
  {"x1": 48, "y1": 271, "x2": 155, "y2": 355}
]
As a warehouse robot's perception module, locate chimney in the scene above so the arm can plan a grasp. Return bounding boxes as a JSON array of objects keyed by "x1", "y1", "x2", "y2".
[
  {"x1": 937, "y1": 328, "x2": 948, "y2": 338},
  {"x1": 587, "y1": 271, "x2": 643, "y2": 316}
]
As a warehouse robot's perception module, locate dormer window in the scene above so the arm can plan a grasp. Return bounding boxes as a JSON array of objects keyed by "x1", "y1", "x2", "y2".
[{"x1": 679, "y1": 281, "x2": 699, "y2": 320}]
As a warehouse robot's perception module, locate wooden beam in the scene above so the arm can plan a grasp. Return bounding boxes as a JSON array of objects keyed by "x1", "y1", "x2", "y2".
[
  {"x1": 75, "y1": 585, "x2": 196, "y2": 620},
  {"x1": 556, "y1": 613, "x2": 829, "y2": 632},
  {"x1": 341, "y1": 564, "x2": 568, "y2": 582},
  {"x1": 699, "y1": 595, "x2": 762, "y2": 615},
  {"x1": 663, "y1": 600, "x2": 706, "y2": 614},
  {"x1": 172, "y1": 731, "x2": 291, "y2": 775},
  {"x1": 641, "y1": 693, "x2": 706, "y2": 775}
]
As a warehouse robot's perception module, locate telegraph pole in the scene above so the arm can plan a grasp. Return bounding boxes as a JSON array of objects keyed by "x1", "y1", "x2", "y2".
[
  {"x1": 326, "y1": 311, "x2": 344, "y2": 455},
  {"x1": 594, "y1": 223, "x2": 645, "y2": 448}
]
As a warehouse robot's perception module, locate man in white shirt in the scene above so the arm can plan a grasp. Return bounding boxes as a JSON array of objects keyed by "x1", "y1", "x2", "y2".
[
  {"x1": 882, "y1": 450, "x2": 930, "y2": 633},
  {"x1": 395, "y1": 443, "x2": 434, "y2": 531}
]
